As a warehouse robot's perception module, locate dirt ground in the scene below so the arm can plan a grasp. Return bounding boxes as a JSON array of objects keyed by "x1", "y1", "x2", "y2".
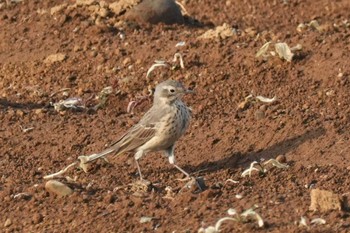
[{"x1": 1, "y1": 0, "x2": 350, "y2": 232}]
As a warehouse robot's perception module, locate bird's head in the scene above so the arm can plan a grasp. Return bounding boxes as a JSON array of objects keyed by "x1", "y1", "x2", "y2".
[{"x1": 154, "y1": 80, "x2": 193, "y2": 104}]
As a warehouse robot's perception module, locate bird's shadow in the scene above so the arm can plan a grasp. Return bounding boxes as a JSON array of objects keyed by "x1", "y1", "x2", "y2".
[
  {"x1": 179, "y1": 127, "x2": 326, "y2": 176},
  {"x1": 0, "y1": 98, "x2": 45, "y2": 110}
]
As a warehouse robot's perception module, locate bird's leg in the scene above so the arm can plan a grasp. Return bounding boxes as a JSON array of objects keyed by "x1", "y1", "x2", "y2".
[
  {"x1": 166, "y1": 145, "x2": 191, "y2": 181},
  {"x1": 132, "y1": 151, "x2": 152, "y2": 192},
  {"x1": 135, "y1": 158, "x2": 144, "y2": 180},
  {"x1": 173, "y1": 164, "x2": 190, "y2": 178},
  {"x1": 134, "y1": 150, "x2": 144, "y2": 180}
]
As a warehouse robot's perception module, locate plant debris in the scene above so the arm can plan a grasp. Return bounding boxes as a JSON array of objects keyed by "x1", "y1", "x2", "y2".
[
  {"x1": 146, "y1": 52, "x2": 185, "y2": 79},
  {"x1": 241, "y1": 159, "x2": 289, "y2": 177},
  {"x1": 256, "y1": 41, "x2": 296, "y2": 62},
  {"x1": 140, "y1": 216, "x2": 153, "y2": 223},
  {"x1": 275, "y1": 42, "x2": 294, "y2": 62},
  {"x1": 198, "y1": 206, "x2": 264, "y2": 232},
  {"x1": 52, "y1": 97, "x2": 85, "y2": 112},
  {"x1": 238, "y1": 93, "x2": 277, "y2": 110}
]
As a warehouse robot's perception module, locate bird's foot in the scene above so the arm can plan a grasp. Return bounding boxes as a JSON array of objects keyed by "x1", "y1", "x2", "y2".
[
  {"x1": 130, "y1": 179, "x2": 152, "y2": 196},
  {"x1": 180, "y1": 176, "x2": 206, "y2": 193}
]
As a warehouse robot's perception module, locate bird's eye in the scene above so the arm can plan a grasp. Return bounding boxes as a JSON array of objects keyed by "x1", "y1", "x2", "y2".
[{"x1": 169, "y1": 89, "x2": 175, "y2": 93}]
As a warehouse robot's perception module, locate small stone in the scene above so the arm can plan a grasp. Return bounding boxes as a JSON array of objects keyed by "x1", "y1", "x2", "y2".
[
  {"x1": 310, "y1": 189, "x2": 342, "y2": 212},
  {"x1": 45, "y1": 180, "x2": 73, "y2": 197},
  {"x1": 259, "y1": 105, "x2": 267, "y2": 111},
  {"x1": 50, "y1": 3, "x2": 68, "y2": 15},
  {"x1": 16, "y1": 110, "x2": 24, "y2": 117},
  {"x1": 76, "y1": 0, "x2": 96, "y2": 6},
  {"x1": 4, "y1": 218, "x2": 12, "y2": 227},
  {"x1": 255, "y1": 110, "x2": 265, "y2": 120},
  {"x1": 32, "y1": 213, "x2": 43, "y2": 224},
  {"x1": 90, "y1": 51, "x2": 98, "y2": 57},
  {"x1": 98, "y1": 7, "x2": 109, "y2": 17},
  {"x1": 35, "y1": 109, "x2": 44, "y2": 115},
  {"x1": 123, "y1": 57, "x2": 131, "y2": 66},
  {"x1": 276, "y1": 154, "x2": 287, "y2": 163},
  {"x1": 44, "y1": 53, "x2": 66, "y2": 64},
  {"x1": 73, "y1": 45, "x2": 82, "y2": 52},
  {"x1": 99, "y1": 1, "x2": 108, "y2": 8}
]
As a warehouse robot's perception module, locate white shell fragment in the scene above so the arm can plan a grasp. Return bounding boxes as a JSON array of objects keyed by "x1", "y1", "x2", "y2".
[
  {"x1": 256, "y1": 42, "x2": 271, "y2": 57},
  {"x1": 225, "y1": 179, "x2": 239, "y2": 184},
  {"x1": 275, "y1": 42, "x2": 294, "y2": 62},
  {"x1": 290, "y1": 44, "x2": 303, "y2": 51},
  {"x1": 227, "y1": 208, "x2": 238, "y2": 216},
  {"x1": 175, "y1": 41, "x2": 186, "y2": 47},
  {"x1": 299, "y1": 216, "x2": 308, "y2": 227},
  {"x1": 256, "y1": 95, "x2": 277, "y2": 103},
  {"x1": 311, "y1": 218, "x2": 326, "y2": 225},
  {"x1": 140, "y1": 216, "x2": 153, "y2": 223}
]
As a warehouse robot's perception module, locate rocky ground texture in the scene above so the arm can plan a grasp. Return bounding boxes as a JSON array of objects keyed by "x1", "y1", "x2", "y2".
[{"x1": 1, "y1": 0, "x2": 350, "y2": 232}]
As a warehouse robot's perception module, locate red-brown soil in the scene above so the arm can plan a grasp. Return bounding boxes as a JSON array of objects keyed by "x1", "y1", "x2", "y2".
[{"x1": 1, "y1": 0, "x2": 350, "y2": 232}]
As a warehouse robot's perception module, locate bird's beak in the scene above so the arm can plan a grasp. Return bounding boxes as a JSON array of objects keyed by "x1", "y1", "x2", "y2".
[{"x1": 184, "y1": 89, "x2": 194, "y2": 94}]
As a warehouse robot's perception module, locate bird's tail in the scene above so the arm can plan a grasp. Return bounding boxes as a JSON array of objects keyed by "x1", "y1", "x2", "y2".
[{"x1": 78, "y1": 145, "x2": 119, "y2": 164}]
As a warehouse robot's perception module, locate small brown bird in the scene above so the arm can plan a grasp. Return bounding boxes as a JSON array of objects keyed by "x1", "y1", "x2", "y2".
[{"x1": 79, "y1": 80, "x2": 193, "y2": 179}]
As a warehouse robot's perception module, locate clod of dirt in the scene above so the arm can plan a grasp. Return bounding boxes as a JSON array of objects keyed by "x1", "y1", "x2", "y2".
[
  {"x1": 44, "y1": 53, "x2": 67, "y2": 64},
  {"x1": 109, "y1": 0, "x2": 141, "y2": 16},
  {"x1": 45, "y1": 180, "x2": 74, "y2": 197},
  {"x1": 76, "y1": 0, "x2": 96, "y2": 6},
  {"x1": 309, "y1": 189, "x2": 342, "y2": 212},
  {"x1": 50, "y1": 3, "x2": 68, "y2": 15},
  {"x1": 198, "y1": 23, "x2": 235, "y2": 40},
  {"x1": 124, "y1": 0, "x2": 184, "y2": 25}
]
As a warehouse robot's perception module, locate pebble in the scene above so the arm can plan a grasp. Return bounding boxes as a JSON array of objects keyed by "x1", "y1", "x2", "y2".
[
  {"x1": 44, "y1": 53, "x2": 66, "y2": 64},
  {"x1": 45, "y1": 180, "x2": 73, "y2": 197},
  {"x1": 76, "y1": 0, "x2": 96, "y2": 6},
  {"x1": 276, "y1": 154, "x2": 287, "y2": 163},
  {"x1": 16, "y1": 110, "x2": 24, "y2": 117},
  {"x1": 255, "y1": 109, "x2": 265, "y2": 120},
  {"x1": 73, "y1": 45, "x2": 82, "y2": 52},
  {"x1": 123, "y1": 57, "x2": 131, "y2": 66},
  {"x1": 35, "y1": 109, "x2": 44, "y2": 115},
  {"x1": 4, "y1": 218, "x2": 12, "y2": 227},
  {"x1": 32, "y1": 213, "x2": 43, "y2": 224}
]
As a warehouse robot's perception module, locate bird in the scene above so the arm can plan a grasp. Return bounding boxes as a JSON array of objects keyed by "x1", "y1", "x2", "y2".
[{"x1": 79, "y1": 80, "x2": 193, "y2": 180}]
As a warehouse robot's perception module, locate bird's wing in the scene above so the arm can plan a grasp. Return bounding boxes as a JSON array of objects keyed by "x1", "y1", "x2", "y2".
[
  {"x1": 111, "y1": 122, "x2": 157, "y2": 154},
  {"x1": 79, "y1": 122, "x2": 157, "y2": 164},
  {"x1": 109, "y1": 106, "x2": 164, "y2": 154}
]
